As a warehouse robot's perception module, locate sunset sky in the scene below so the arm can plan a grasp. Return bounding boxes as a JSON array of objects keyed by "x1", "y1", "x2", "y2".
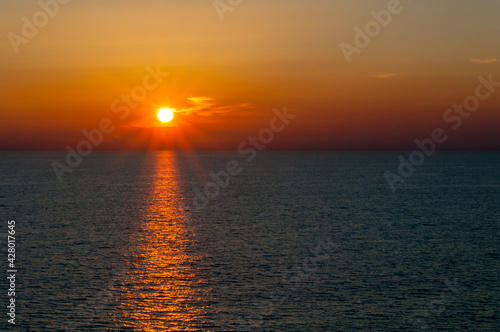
[{"x1": 1, "y1": 0, "x2": 499, "y2": 150}]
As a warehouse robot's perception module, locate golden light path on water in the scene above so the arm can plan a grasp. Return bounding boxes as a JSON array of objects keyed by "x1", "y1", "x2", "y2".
[{"x1": 110, "y1": 152, "x2": 211, "y2": 331}]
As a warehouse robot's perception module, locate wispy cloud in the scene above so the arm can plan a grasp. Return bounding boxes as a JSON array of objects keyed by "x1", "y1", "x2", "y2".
[
  {"x1": 180, "y1": 97, "x2": 252, "y2": 116},
  {"x1": 470, "y1": 58, "x2": 498, "y2": 64},
  {"x1": 373, "y1": 73, "x2": 400, "y2": 79}
]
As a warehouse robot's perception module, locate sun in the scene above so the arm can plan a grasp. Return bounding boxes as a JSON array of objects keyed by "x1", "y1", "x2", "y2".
[{"x1": 157, "y1": 108, "x2": 174, "y2": 123}]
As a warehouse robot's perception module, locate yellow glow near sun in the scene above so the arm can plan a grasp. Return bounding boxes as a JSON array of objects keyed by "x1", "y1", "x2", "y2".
[{"x1": 158, "y1": 108, "x2": 174, "y2": 123}]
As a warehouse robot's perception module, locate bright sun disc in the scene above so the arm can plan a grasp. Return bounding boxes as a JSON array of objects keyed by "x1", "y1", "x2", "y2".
[{"x1": 158, "y1": 108, "x2": 174, "y2": 123}]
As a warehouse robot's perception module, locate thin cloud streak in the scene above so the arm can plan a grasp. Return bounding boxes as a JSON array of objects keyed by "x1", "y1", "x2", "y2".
[
  {"x1": 373, "y1": 73, "x2": 401, "y2": 79},
  {"x1": 470, "y1": 58, "x2": 498, "y2": 64},
  {"x1": 181, "y1": 97, "x2": 253, "y2": 116}
]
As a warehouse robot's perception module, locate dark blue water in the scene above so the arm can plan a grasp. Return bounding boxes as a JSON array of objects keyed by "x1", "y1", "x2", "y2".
[{"x1": 0, "y1": 152, "x2": 498, "y2": 331}]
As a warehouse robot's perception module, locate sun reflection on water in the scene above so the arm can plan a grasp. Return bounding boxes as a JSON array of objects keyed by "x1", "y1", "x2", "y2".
[{"x1": 110, "y1": 152, "x2": 210, "y2": 331}]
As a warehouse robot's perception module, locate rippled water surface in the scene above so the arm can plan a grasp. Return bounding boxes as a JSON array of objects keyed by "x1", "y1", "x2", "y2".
[{"x1": 0, "y1": 152, "x2": 499, "y2": 331}]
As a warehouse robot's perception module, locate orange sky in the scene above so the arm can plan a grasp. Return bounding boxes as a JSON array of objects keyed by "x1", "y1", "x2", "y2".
[{"x1": 1, "y1": 0, "x2": 499, "y2": 150}]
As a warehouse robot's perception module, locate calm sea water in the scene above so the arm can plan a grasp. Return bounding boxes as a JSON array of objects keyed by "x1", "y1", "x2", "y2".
[{"x1": 0, "y1": 151, "x2": 498, "y2": 331}]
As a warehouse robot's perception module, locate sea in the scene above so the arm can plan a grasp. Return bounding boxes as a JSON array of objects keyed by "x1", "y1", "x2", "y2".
[{"x1": 0, "y1": 151, "x2": 498, "y2": 331}]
